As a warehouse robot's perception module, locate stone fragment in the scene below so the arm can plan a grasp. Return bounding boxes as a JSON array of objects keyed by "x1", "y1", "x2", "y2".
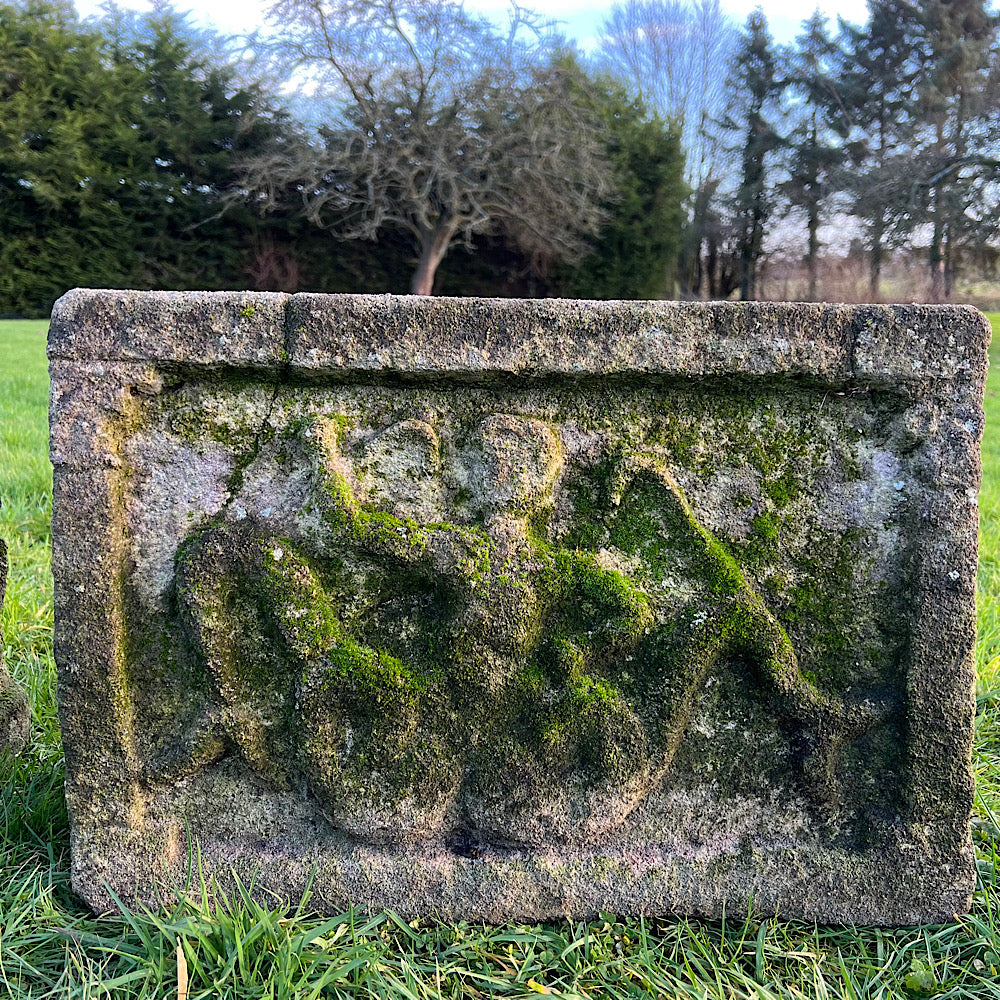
[
  {"x1": 49, "y1": 290, "x2": 988, "y2": 925},
  {"x1": 1, "y1": 500, "x2": 30, "y2": 758}
]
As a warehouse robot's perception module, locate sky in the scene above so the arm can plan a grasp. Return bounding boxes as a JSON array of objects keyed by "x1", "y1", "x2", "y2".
[{"x1": 73, "y1": 0, "x2": 873, "y2": 49}]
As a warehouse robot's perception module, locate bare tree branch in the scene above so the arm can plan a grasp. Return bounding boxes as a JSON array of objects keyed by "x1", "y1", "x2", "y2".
[
  {"x1": 237, "y1": 0, "x2": 613, "y2": 293},
  {"x1": 596, "y1": 0, "x2": 736, "y2": 190}
]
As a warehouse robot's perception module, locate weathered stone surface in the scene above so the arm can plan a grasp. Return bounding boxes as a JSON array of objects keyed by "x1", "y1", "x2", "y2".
[
  {"x1": 50, "y1": 289, "x2": 988, "y2": 925},
  {"x1": 1, "y1": 500, "x2": 30, "y2": 758}
]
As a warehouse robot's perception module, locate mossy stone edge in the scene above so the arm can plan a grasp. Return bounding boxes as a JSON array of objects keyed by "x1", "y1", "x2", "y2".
[{"x1": 48, "y1": 291, "x2": 989, "y2": 925}]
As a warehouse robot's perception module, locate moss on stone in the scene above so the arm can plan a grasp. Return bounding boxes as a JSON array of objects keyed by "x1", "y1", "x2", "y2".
[
  {"x1": 321, "y1": 637, "x2": 426, "y2": 704},
  {"x1": 545, "y1": 550, "x2": 653, "y2": 644},
  {"x1": 141, "y1": 385, "x2": 905, "y2": 846}
]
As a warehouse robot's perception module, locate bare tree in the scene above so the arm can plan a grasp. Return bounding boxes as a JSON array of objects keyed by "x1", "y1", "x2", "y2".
[
  {"x1": 595, "y1": 0, "x2": 736, "y2": 190},
  {"x1": 240, "y1": 0, "x2": 614, "y2": 295},
  {"x1": 595, "y1": 0, "x2": 737, "y2": 298}
]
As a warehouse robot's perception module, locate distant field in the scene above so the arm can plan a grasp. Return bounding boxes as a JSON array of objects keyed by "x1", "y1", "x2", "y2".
[{"x1": 1, "y1": 315, "x2": 999, "y2": 999}]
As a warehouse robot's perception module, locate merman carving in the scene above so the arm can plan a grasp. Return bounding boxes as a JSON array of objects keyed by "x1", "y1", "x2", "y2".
[{"x1": 171, "y1": 413, "x2": 889, "y2": 847}]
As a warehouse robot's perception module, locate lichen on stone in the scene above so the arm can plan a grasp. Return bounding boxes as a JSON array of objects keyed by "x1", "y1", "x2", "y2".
[
  {"x1": 156, "y1": 395, "x2": 897, "y2": 848},
  {"x1": 49, "y1": 294, "x2": 986, "y2": 924}
]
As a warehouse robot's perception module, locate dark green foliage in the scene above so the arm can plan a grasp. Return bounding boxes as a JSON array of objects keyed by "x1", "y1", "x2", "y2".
[
  {"x1": 7, "y1": 0, "x2": 1000, "y2": 307},
  {"x1": 436, "y1": 68, "x2": 687, "y2": 300},
  {"x1": 720, "y1": 10, "x2": 785, "y2": 302},
  {"x1": 0, "y1": 0, "x2": 680, "y2": 306},
  {"x1": 0, "y1": 1, "x2": 127, "y2": 315},
  {"x1": 96, "y1": 6, "x2": 292, "y2": 294},
  {"x1": 548, "y1": 75, "x2": 687, "y2": 299},
  {"x1": 602, "y1": 0, "x2": 1000, "y2": 302},
  {"x1": 0, "y1": 0, "x2": 300, "y2": 315}
]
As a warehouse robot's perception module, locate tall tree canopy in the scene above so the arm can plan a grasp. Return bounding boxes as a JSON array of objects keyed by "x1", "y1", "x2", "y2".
[
  {"x1": 595, "y1": 0, "x2": 735, "y2": 191},
  {"x1": 242, "y1": 0, "x2": 616, "y2": 295},
  {"x1": 595, "y1": 0, "x2": 736, "y2": 298},
  {"x1": 721, "y1": 8, "x2": 785, "y2": 301},
  {"x1": 550, "y1": 69, "x2": 686, "y2": 299},
  {"x1": 0, "y1": 0, "x2": 290, "y2": 314},
  {"x1": 836, "y1": 0, "x2": 923, "y2": 299},
  {"x1": 913, "y1": 0, "x2": 1000, "y2": 298},
  {"x1": 9, "y1": 0, "x2": 1000, "y2": 308},
  {"x1": 0, "y1": 1, "x2": 122, "y2": 313},
  {"x1": 100, "y1": 4, "x2": 290, "y2": 290},
  {"x1": 781, "y1": 11, "x2": 844, "y2": 301}
]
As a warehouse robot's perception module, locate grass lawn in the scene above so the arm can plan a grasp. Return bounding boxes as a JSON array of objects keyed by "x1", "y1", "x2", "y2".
[{"x1": 2, "y1": 314, "x2": 1000, "y2": 999}]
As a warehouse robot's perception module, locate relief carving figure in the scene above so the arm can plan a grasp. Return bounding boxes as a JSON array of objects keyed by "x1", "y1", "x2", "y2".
[
  {"x1": 49, "y1": 293, "x2": 986, "y2": 924},
  {"x1": 172, "y1": 413, "x2": 886, "y2": 847}
]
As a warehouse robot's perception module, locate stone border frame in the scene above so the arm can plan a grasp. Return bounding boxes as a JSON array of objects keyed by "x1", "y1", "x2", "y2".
[{"x1": 49, "y1": 289, "x2": 988, "y2": 924}]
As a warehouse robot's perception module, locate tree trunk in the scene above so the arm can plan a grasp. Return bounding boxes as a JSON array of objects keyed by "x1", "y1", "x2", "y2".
[
  {"x1": 740, "y1": 253, "x2": 752, "y2": 301},
  {"x1": 692, "y1": 243, "x2": 703, "y2": 298},
  {"x1": 929, "y1": 124, "x2": 946, "y2": 303},
  {"x1": 944, "y1": 229, "x2": 954, "y2": 300},
  {"x1": 706, "y1": 237, "x2": 718, "y2": 299},
  {"x1": 411, "y1": 223, "x2": 455, "y2": 296},
  {"x1": 807, "y1": 200, "x2": 819, "y2": 301},
  {"x1": 805, "y1": 118, "x2": 819, "y2": 302},
  {"x1": 869, "y1": 216, "x2": 884, "y2": 301},
  {"x1": 929, "y1": 212, "x2": 944, "y2": 303},
  {"x1": 869, "y1": 247, "x2": 882, "y2": 301}
]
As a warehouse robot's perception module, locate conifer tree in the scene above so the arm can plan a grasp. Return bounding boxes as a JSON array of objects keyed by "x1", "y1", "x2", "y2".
[
  {"x1": 836, "y1": 0, "x2": 922, "y2": 299},
  {"x1": 0, "y1": 0, "x2": 292, "y2": 313},
  {"x1": 913, "y1": 0, "x2": 999, "y2": 298},
  {"x1": 782, "y1": 11, "x2": 844, "y2": 301},
  {"x1": 721, "y1": 8, "x2": 785, "y2": 301},
  {"x1": 0, "y1": 1, "x2": 127, "y2": 313}
]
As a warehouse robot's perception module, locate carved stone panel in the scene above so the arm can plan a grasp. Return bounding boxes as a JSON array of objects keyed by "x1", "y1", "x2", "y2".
[{"x1": 49, "y1": 291, "x2": 987, "y2": 924}]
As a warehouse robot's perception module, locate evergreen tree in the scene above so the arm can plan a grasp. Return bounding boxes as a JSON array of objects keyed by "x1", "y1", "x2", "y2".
[
  {"x1": 0, "y1": 0, "x2": 295, "y2": 314},
  {"x1": 913, "y1": 0, "x2": 999, "y2": 299},
  {"x1": 836, "y1": 0, "x2": 922, "y2": 299},
  {"x1": 433, "y1": 69, "x2": 687, "y2": 301},
  {"x1": 782, "y1": 11, "x2": 845, "y2": 301},
  {"x1": 100, "y1": 4, "x2": 292, "y2": 291},
  {"x1": 721, "y1": 8, "x2": 785, "y2": 301},
  {"x1": 0, "y1": 1, "x2": 129, "y2": 314},
  {"x1": 549, "y1": 73, "x2": 687, "y2": 299}
]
